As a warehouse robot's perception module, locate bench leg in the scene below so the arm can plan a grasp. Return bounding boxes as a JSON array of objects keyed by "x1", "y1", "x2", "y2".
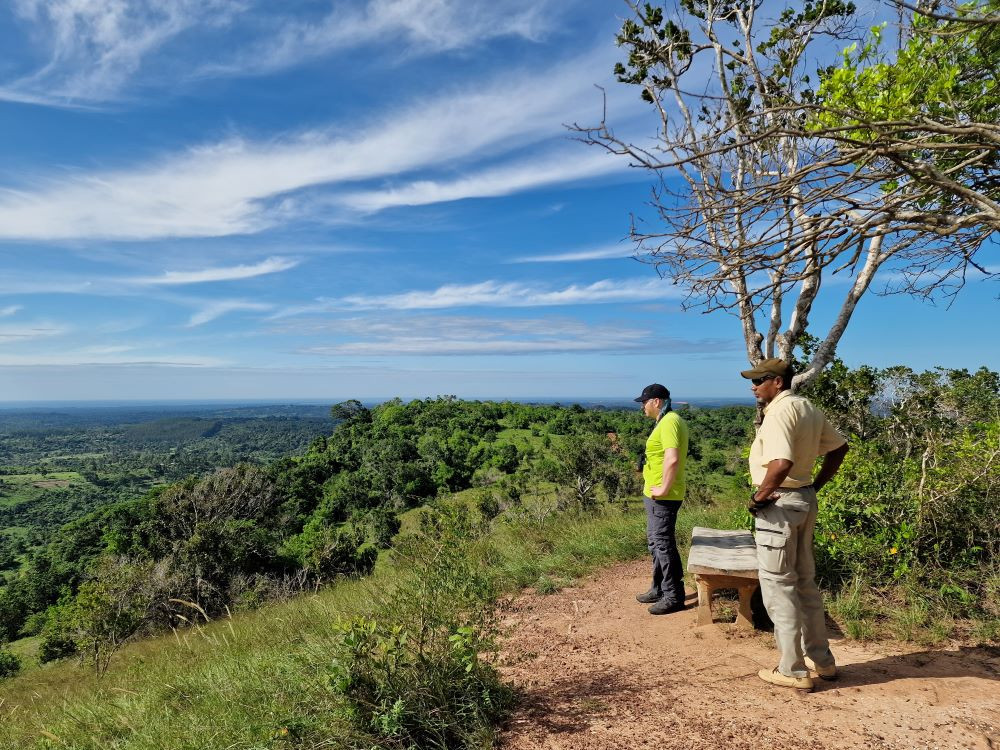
[
  {"x1": 695, "y1": 576, "x2": 713, "y2": 626},
  {"x1": 735, "y1": 584, "x2": 757, "y2": 630}
]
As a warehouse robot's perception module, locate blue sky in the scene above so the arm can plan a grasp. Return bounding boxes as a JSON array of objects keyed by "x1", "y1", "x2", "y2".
[{"x1": 0, "y1": 0, "x2": 995, "y2": 402}]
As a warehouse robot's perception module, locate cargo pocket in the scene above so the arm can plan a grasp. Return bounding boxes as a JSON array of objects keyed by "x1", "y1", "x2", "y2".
[{"x1": 755, "y1": 526, "x2": 790, "y2": 575}]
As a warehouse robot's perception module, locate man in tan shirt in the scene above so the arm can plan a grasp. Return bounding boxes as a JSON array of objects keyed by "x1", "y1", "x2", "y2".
[{"x1": 743, "y1": 358, "x2": 849, "y2": 691}]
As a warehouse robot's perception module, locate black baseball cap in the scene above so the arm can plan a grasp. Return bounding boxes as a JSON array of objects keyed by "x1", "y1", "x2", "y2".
[{"x1": 633, "y1": 383, "x2": 671, "y2": 403}]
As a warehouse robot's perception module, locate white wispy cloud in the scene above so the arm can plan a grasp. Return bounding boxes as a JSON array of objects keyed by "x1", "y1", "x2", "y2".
[
  {"x1": 0, "y1": 257, "x2": 298, "y2": 303},
  {"x1": 1, "y1": 0, "x2": 560, "y2": 106},
  {"x1": 275, "y1": 278, "x2": 678, "y2": 316},
  {"x1": 133, "y1": 256, "x2": 299, "y2": 285},
  {"x1": 511, "y1": 244, "x2": 636, "y2": 263},
  {"x1": 205, "y1": 0, "x2": 556, "y2": 78},
  {"x1": 340, "y1": 149, "x2": 628, "y2": 213},
  {"x1": 187, "y1": 300, "x2": 273, "y2": 327},
  {"x1": 284, "y1": 314, "x2": 730, "y2": 357},
  {"x1": 308, "y1": 338, "x2": 640, "y2": 356},
  {"x1": 0, "y1": 305, "x2": 23, "y2": 317},
  {"x1": 0, "y1": 48, "x2": 635, "y2": 241},
  {"x1": 2, "y1": 0, "x2": 235, "y2": 105},
  {"x1": 0, "y1": 321, "x2": 69, "y2": 342},
  {"x1": 0, "y1": 278, "x2": 96, "y2": 295},
  {"x1": 339, "y1": 279, "x2": 674, "y2": 310},
  {"x1": 0, "y1": 351, "x2": 226, "y2": 366}
]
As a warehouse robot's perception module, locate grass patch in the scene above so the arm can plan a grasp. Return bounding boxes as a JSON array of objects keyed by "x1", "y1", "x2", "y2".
[
  {"x1": 826, "y1": 577, "x2": 999, "y2": 646},
  {"x1": 534, "y1": 574, "x2": 571, "y2": 594},
  {"x1": 7, "y1": 635, "x2": 41, "y2": 668},
  {"x1": 972, "y1": 619, "x2": 1000, "y2": 643},
  {"x1": 494, "y1": 427, "x2": 551, "y2": 451}
]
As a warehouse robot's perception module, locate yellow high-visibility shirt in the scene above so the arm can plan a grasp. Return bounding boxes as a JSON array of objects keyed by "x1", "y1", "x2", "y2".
[{"x1": 643, "y1": 410, "x2": 688, "y2": 500}]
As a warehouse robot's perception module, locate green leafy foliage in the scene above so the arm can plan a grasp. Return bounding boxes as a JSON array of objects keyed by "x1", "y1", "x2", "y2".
[
  {"x1": 327, "y1": 505, "x2": 513, "y2": 749},
  {"x1": 815, "y1": 0, "x2": 1000, "y2": 217},
  {"x1": 0, "y1": 643, "x2": 20, "y2": 680},
  {"x1": 62, "y1": 557, "x2": 157, "y2": 676},
  {"x1": 802, "y1": 360, "x2": 1000, "y2": 615}
]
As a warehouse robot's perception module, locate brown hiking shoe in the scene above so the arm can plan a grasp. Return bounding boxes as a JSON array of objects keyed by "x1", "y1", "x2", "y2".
[{"x1": 757, "y1": 667, "x2": 814, "y2": 691}]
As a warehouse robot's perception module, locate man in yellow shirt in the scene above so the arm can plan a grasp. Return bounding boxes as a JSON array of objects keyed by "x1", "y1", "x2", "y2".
[
  {"x1": 633, "y1": 383, "x2": 689, "y2": 615},
  {"x1": 742, "y1": 359, "x2": 848, "y2": 691}
]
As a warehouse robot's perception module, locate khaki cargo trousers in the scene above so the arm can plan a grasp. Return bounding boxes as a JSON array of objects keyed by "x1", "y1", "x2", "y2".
[{"x1": 754, "y1": 487, "x2": 835, "y2": 678}]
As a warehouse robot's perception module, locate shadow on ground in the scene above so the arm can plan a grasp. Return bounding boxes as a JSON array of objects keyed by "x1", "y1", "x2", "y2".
[
  {"x1": 507, "y1": 667, "x2": 662, "y2": 735},
  {"x1": 815, "y1": 645, "x2": 1000, "y2": 691}
]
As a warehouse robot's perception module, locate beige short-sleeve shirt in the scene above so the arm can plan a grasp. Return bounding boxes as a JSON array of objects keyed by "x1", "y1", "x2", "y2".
[{"x1": 749, "y1": 390, "x2": 846, "y2": 487}]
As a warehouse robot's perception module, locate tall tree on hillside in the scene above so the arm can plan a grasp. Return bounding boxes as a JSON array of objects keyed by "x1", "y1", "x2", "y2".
[{"x1": 581, "y1": 0, "x2": 995, "y2": 386}]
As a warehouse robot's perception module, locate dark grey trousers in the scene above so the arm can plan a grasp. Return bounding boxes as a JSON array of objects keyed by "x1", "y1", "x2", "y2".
[{"x1": 643, "y1": 496, "x2": 685, "y2": 601}]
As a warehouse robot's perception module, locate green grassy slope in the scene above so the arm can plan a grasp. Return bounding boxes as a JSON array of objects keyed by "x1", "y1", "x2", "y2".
[{"x1": 0, "y1": 502, "x2": 679, "y2": 749}]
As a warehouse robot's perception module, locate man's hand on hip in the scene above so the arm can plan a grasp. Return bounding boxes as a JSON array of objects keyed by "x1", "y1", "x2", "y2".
[{"x1": 748, "y1": 491, "x2": 778, "y2": 515}]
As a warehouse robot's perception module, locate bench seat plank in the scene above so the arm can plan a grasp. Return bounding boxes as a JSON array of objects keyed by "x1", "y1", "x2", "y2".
[{"x1": 687, "y1": 527, "x2": 760, "y2": 628}]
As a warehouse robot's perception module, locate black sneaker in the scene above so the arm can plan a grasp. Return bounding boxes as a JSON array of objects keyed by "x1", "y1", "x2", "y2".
[
  {"x1": 648, "y1": 597, "x2": 686, "y2": 615},
  {"x1": 636, "y1": 588, "x2": 662, "y2": 603}
]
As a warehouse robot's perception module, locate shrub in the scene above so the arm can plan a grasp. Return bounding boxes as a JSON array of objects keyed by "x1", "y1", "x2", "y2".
[
  {"x1": 69, "y1": 557, "x2": 157, "y2": 676},
  {"x1": 328, "y1": 618, "x2": 511, "y2": 749},
  {"x1": 366, "y1": 506, "x2": 401, "y2": 549},
  {"x1": 326, "y1": 505, "x2": 512, "y2": 748},
  {"x1": 38, "y1": 632, "x2": 77, "y2": 663},
  {"x1": 285, "y1": 521, "x2": 375, "y2": 582},
  {"x1": 0, "y1": 645, "x2": 21, "y2": 680}
]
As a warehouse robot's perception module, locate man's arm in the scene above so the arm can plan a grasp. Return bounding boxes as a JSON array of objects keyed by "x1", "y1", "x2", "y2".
[
  {"x1": 752, "y1": 458, "x2": 794, "y2": 504},
  {"x1": 813, "y1": 442, "x2": 849, "y2": 491},
  {"x1": 648, "y1": 447, "x2": 679, "y2": 499}
]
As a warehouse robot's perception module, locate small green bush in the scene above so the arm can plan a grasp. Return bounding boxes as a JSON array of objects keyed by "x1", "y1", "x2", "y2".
[
  {"x1": 325, "y1": 504, "x2": 513, "y2": 748},
  {"x1": 0, "y1": 645, "x2": 21, "y2": 680},
  {"x1": 328, "y1": 618, "x2": 511, "y2": 749},
  {"x1": 534, "y1": 574, "x2": 566, "y2": 594},
  {"x1": 38, "y1": 633, "x2": 77, "y2": 664}
]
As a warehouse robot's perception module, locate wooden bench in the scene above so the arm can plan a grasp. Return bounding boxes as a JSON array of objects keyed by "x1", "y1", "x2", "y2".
[{"x1": 687, "y1": 527, "x2": 759, "y2": 629}]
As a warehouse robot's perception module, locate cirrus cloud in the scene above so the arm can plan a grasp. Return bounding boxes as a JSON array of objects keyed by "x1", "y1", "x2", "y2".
[
  {"x1": 284, "y1": 314, "x2": 733, "y2": 357},
  {"x1": 0, "y1": 46, "x2": 637, "y2": 241},
  {"x1": 133, "y1": 256, "x2": 299, "y2": 285},
  {"x1": 284, "y1": 278, "x2": 680, "y2": 313}
]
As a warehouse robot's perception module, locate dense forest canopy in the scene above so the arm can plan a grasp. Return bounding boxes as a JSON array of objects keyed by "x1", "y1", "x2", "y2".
[
  {"x1": 0, "y1": 405, "x2": 337, "y2": 570},
  {"x1": 0, "y1": 397, "x2": 756, "y2": 666}
]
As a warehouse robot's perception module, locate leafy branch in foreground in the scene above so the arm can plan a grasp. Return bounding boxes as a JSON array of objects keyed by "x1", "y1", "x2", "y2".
[{"x1": 815, "y1": 0, "x2": 1000, "y2": 245}]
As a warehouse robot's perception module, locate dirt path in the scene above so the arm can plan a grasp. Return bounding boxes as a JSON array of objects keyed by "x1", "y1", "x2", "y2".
[{"x1": 497, "y1": 559, "x2": 1000, "y2": 750}]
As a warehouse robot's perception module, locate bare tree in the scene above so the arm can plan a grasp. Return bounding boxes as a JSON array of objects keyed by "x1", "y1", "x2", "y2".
[{"x1": 577, "y1": 0, "x2": 995, "y2": 386}]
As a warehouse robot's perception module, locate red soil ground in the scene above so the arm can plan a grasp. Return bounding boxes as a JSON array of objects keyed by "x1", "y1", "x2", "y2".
[{"x1": 498, "y1": 559, "x2": 1000, "y2": 750}]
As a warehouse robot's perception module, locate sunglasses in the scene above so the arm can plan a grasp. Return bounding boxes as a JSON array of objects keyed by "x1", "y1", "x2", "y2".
[{"x1": 750, "y1": 374, "x2": 777, "y2": 386}]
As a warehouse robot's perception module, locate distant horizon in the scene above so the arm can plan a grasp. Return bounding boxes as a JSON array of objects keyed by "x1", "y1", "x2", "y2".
[{"x1": 0, "y1": 395, "x2": 755, "y2": 409}]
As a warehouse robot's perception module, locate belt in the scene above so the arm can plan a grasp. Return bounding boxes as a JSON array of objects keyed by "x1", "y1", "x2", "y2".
[{"x1": 775, "y1": 484, "x2": 814, "y2": 492}]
